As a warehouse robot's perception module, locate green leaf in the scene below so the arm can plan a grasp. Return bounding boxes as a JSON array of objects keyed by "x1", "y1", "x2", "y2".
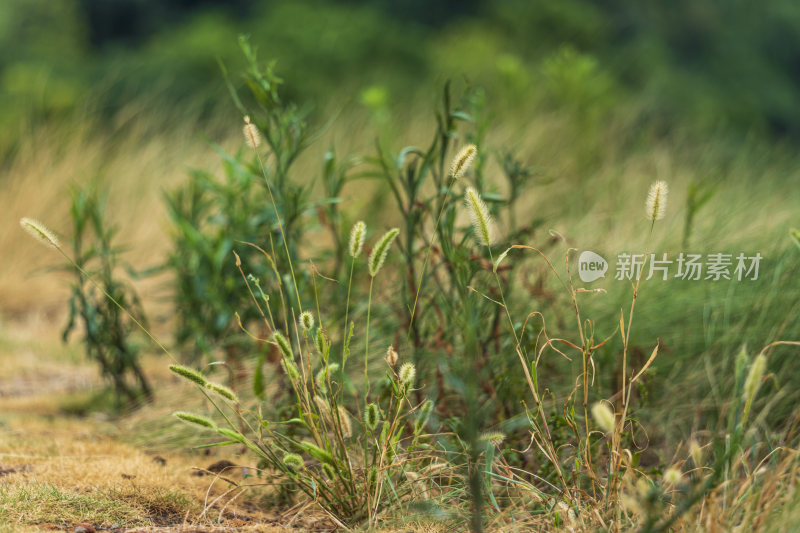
[
  {"x1": 193, "y1": 440, "x2": 239, "y2": 449},
  {"x1": 493, "y1": 247, "x2": 512, "y2": 273},
  {"x1": 484, "y1": 441, "x2": 501, "y2": 512}
]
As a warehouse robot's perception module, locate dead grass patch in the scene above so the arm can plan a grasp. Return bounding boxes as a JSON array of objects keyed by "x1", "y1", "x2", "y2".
[{"x1": 0, "y1": 413, "x2": 281, "y2": 531}]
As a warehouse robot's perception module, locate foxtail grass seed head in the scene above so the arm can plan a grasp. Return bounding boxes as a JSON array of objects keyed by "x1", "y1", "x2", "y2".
[
  {"x1": 365, "y1": 403, "x2": 380, "y2": 431},
  {"x1": 174, "y1": 411, "x2": 216, "y2": 429},
  {"x1": 592, "y1": 401, "x2": 616, "y2": 434},
  {"x1": 315, "y1": 328, "x2": 327, "y2": 357},
  {"x1": 689, "y1": 440, "x2": 704, "y2": 468},
  {"x1": 282, "y1": 453, "x2": 304, "y2": 472},
  {"x1": 314, "y1": 395, "x2": 333, "y2": 423},
  {"x1": 399, "y1": 362, "x2": 416, "y2": 388},
  {"x1": 621, "y1": 494, "x2": 644, "y2": 517},
  {"x1": 299, "y1": 311, "x2": 314, "y2": 332},
  {"x1": 369, "y1": 228, "x2": 400, "y2": 277},
  {"x1": 273, "y1": 331, "x2": 293, "y2": 360},
  {"x1": 425, "y1": 462, "x2": 448, "y2": 475},
  {"x1": 450, "y1": 144, "x2": 477, "y2": 180},
  {"x1": 20, "y1": 218, "x2": 59, "y2": 248},
  {"x1": 243, "y1": 116, "x2": 261, "y2": 148},
  {"x1": 349, "y1": 220, "x2": 366, "y2": 258},
  {"x1": 315, "y1": 363, "x2": 339, "y2": 394},
  {"x1": 301, "y1": 440, "x2": 335, "y2": 465},
  {"x1": 465, "y1": 187, "x2": 493, "y2": 246},
  {"x1": 169, "y1": 364, "x2": 207, "y2": 387},
  {"x1": 743, "y1": 352, "x2": 767, "y2": 405},
  {"x1": 206, "y1": 382, "x2": 238, "y2": 403},
  {"x1": 281, "y1": 359, "x2": 301, "y2": 382},
  {"x1": 337, "y1": 406, "x2": 352, "y2": 437},
  {"x1": 663, "y1": 468, "x2": 682, "y2": 486},
  {"x1": 479, "y1": 431, "x2": 506, "y2": 446},
  {"x1": 217, "y1": 427, "x2": 244, "y2": 443},
  {"x1": 646, "y1": 180, "x2": 668, "y2": 221},
  {"x1": 385, "y1": 345, "x2": 399, "y2": 366},
  {"x1": 635, "y1": 477, "x2": 652, "y2": 498},
  {"x1": 379, "y1": 421, "x2": 390, "y2": 445}
]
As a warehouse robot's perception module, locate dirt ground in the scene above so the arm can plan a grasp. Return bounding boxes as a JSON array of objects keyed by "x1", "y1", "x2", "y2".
[{"x1": 0, "y1": 315, "x2": 341, "y2": 532}]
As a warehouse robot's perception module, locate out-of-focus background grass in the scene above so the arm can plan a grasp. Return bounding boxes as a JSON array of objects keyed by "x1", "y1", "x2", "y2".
[
  {"x1": 4, "y1": 6, "x2": 798, "y2": 321},
  {"x1": 2, "y1": 0, "x2": 799, "y2": 475}
]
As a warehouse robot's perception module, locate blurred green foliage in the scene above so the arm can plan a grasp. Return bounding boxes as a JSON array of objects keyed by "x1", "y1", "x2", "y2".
[
  {"x1": 4, "y1": 0, "x2": 800, "y2": 153},
  {"x1": 62, "y1": 186, "x2": 152, "y2": 407}
]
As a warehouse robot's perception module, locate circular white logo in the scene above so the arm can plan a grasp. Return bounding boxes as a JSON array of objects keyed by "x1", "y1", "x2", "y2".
[{"x1": 578, "y1": 250, "x2": 608, "y2": 282}]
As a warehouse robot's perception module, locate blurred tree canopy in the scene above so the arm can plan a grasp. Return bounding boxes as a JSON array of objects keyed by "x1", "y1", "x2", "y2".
[{"x1": 3, "y1": 0, "x2": 800, "y2": 149}]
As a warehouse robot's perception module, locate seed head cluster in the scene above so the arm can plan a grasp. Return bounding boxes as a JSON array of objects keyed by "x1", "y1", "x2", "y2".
[
  {"x1": 385, "y1": 345, "x2": 399, "y2": 366},
  {"x1": 281, "y1": 358, "x2": 301, "y2": 381},
  {"x1": 282, "y1": 453, "x2": 304, "y2": 472},
  {"x1": 169, "y1": 364, "x2": 207, "y2": 387},
  {"x1": 174, "y1": 411, "x2": 216, "y2": 429},
  {"x1": 365, "y1": 403, "x2": 380, "y2": 431},
  {"x1": 450, "y1": 143, "x2": 477, "y2": 180},
  {"x1": 743, "y1": 352, "x2": 767, "y2": 404},
  {"x1": 300, "y1": 311, "x2": 315, "y2": 332},
  {"x1": 368, "y1": 228, "x2": 399, "y2": 277},
  {"x1": 479, "y1": 431, "x2": 506, "y2": 446},
  {"x1": 243, "y1": 116, "x2": 261, "y2": 148},
  {"x1": 315, "y1": 328, "x2": 327, "y2": 357},
  {"x1": 592, "y1": 401, "x2": 616, "y2": 434},
  {"x1": 273, "y1": 331, "x2": 293, "y2": 360},
  {"x1": 349, "y1": 220, "x2": 366, "y2": 258},
  {"x1": 464, "y1": 187, "x2": 493, "y2": 246},
  {"x1": 337, "y1": 406, "x2": 352, "y2": 437},
  {"x1": 20, "y1": 218, "x2": 59, "y2": 248},
  {"x1": 399, "y1": 362, "x2": 416, "y2": 388},
  {"x1": 646, "y1": 180, "x2": 668, "y2": 221},
  {"x1": 207, "y1": 382, "x2": 238, "y2": 403}
]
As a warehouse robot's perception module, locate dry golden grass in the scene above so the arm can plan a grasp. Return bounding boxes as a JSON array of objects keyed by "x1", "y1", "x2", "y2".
[
  {"x1": 0, "y1": 320, "x2": 290, "y2": 531},
  {"x1": 0, "y1": 403, "x2": 454, "y2": 532},
  {"x1": 0, "y1": 408, "x2": 277, "y2": 528}
]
